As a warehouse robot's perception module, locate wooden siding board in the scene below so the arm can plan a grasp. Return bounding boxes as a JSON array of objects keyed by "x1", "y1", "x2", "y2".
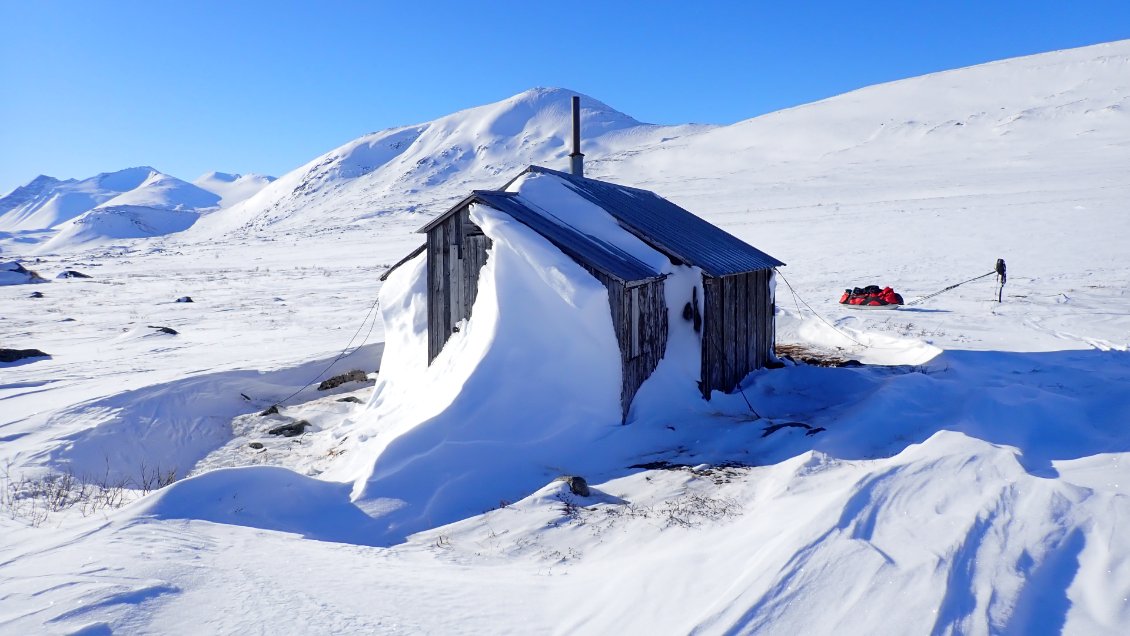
[
  {"x1": 768, "y1": 270, "x2": 776, "y2": 361},
  {"x1": 427, "y1": 227, "x2": 445, "y2": 362},
  {"x1": 762, "y1": 270, "x2": 771, "y2": 366},
  {"x1": 701, "y1": 275, "x2": 725, "y2": 398},
  {"x1": 763, "y1": 270, "x2": 774, "y2": 366},
  {"x1": 734, "y1": 273, "x2": 749, "y2": 382},
  {"x1": 745, "y1": 272, "x2": 758, "y2": 371},
  {"x1": 699, "y1": 271, "x2": 776, "y2": 397},
  {"x1": 724, "y1": 276, "x2": 738, "y2": 390},
  {"x1": 464, "y1": 234, "x2": 490, "y2": 315}
]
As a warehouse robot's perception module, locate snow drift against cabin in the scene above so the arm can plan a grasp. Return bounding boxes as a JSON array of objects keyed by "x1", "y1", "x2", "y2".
[{"x1": 1, "y1": 40, "x2": 1130, "y2": 636}]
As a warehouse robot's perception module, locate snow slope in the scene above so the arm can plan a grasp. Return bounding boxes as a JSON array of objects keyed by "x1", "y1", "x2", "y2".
[
  {"x1": 38, "y1": 206, "x2": 204, "y2": 253},
  {"x1": 0, "y1": 169, "x2": 223, "y2": 253},
  {"x1": 0, "y1": 166, "x2": 158, "y2": 231},
  {"x1": 2, "y1": 40, "x2": 1130, "y2": 635},
  {"x1": 192, "y1": 171, "x2": 276, "y2": 207},
  {"x1": 95, "y1": 170, "x2": 219, "y2": 211},
  {"x1": 191, "y1": 87, "x2": 711, "y2": 236}
]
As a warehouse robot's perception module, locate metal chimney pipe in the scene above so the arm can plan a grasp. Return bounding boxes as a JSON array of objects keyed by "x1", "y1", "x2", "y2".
[{"x1": 569, "y1": 95, "x2": 584, "y2": 177}]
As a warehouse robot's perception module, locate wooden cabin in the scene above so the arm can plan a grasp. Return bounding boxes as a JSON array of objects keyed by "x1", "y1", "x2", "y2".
[{"x1": 384, "y1": 165, "x2": 785, "y2": 420}]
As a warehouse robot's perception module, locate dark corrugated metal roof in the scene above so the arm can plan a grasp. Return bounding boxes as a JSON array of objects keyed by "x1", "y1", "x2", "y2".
[
  {"x1": 520, "y1": 166, "x2": 785, "y2": 275},
  {"x1": 471, "y1": 191, "x2": 662, "y2": 284}
]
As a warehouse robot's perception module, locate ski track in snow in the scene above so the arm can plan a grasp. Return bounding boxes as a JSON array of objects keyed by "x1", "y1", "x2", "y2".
[{"x1": 2, "y1": 42, "x2": 1130, "y2": 634}]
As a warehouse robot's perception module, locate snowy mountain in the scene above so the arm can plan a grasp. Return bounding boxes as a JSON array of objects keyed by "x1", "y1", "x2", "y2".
[
  {"x1": 0, "y1": 166, "x2": 157, "y2": 231},
  {"x1": 95, "y1": 170, "x2": 220, "y2": 211},
  {"x1": 192, "y1": 87, "x2": 710, "y2": 235},
  {"x1": 0, "y1": 167, "x2": 227, "y2": 252},
  {"x1": 2, "y1": 41, "x2": 1130, "y2": 635},
  {"x1": 193, "y1": 171, "x2": 276, "y2": 207},
  {"x1": 184, "y1": 41, "x2": 1129, "y2": 248}
]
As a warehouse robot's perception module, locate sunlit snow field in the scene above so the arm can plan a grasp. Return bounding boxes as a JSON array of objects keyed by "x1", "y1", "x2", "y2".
[{"x1": 2, "y1": 42, "x2": 1129, "y2": 635}]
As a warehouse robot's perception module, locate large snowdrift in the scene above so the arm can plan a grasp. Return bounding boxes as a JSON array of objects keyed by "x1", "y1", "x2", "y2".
[
  {"x1": 346, "y1": 201, "x2": 627, "y2": 541},
  {"x1": 3, "y1": 40, "x2": 1130, "y2": 635}
]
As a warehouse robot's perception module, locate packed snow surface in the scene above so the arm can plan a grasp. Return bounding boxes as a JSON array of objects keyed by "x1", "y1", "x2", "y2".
[
  {"x1": 2, "y1": 40, "x2": 1130, "y2": 634},
  {"x1": 192, "y1": 171, "x2": 276, "y2": 208}
]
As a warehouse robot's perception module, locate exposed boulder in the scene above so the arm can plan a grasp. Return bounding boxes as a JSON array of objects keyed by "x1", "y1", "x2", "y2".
[
  {"x1": 268, "y1": 420, "x2": 311, "y2": 437},
  {"x1": 148, "y1": 325, "x2": 179, "y2": 335},
  {"x1": 0, "y1": 261, "x2": 48, "y2": 286},
  {"x1": 316, "y1": 369, "x2": 370, "y2": 391},
  {"x1": 29, "y1": 291, "x2": 44, "y2": 299},
  {"x1": 175, "y1": 296, "x2": 193, "y2": 303},
  {"x1": 555, "y1": 475, "x2": 590, "y2": 497},
  {"x1": 248, "y1": 442, "x2": 265, "y2": 450},
  {"x1": 259, "y1": 405, "x2": 281, "y2": 416},
  {"x1": 336, "y1": 396, "x2": 363, "y2": 404},
  {"x1": 0, "y1": 348, "x2": 50, "y2": 363},
  {"x1": 56, "y1": 270, "x2": 92, "y2": 279}
]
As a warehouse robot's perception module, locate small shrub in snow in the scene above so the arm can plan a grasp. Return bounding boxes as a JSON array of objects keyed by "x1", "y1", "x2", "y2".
[
  {"x1": 1, "y1": 463, "x2": 177, "y2": 527},
  {"x1": 554, "y1": 491, "x2": 742, "y2": 534},
  {"x1": 659, "y1": 494, "x2": 741, "y2": 528}
]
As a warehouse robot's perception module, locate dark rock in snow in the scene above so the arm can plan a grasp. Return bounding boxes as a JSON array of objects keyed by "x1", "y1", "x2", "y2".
[
  {"x1": 248, "y1": 442, "x2": 265, "y2": 449},
  {"x1": 557, "y1": 475, "x2": 590, "y2": 497},
  {"x1": 175, "y1": 296, "x2": 193, "y2": 303},
  {"x1": 56, "y1": 270, "x2": 92, "y2": 279},
  {"x1": 336, "y1": 396, "x2": 363, "y2": 404},
  {"x1": 316, "y1": 369, "x2": 370, "y2": 391},
  {"x1": 148, "y1": 325, "x2": 179, "y2": 335},
  {"x1": 259, "y1": 405, "x2": 280, "y2": 416},
  {"x1": 268, "y1": 420, "x2": 311, "y2": 437},
  {"x1": 761, "y1": 421, "x2": 816, "y2": 438},
  {"x1": 29, "y1": 291, "x2": 44, "y2": 298},
  {"x1": 0, "y1": 348, "x2": 50, "y2": 363}
]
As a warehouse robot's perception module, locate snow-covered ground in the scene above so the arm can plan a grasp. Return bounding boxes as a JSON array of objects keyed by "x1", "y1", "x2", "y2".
[{"x1": 2, "y1": 40, "x2": 1129, "y2": 635}]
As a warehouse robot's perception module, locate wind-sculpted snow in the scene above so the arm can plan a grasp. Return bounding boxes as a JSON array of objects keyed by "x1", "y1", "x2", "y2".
[
  {"x1": 2, "y1": 41, "x2": 1130, "y2": 634},
  {"x1": 344, "y1": 202, "x2": 627, "y2": 542},
  {"x1": 135, "y1": 466, "x2": 385, "y2": 545}
]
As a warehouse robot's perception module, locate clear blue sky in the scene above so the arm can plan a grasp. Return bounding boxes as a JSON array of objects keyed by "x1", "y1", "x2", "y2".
[{"x1": 1, "y1": 1, "x2": 1127, "y2": 193}]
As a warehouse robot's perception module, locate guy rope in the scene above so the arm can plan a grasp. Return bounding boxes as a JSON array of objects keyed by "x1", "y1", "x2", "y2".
[{"x1": 905, "y1": 258, "x2": 1007, "y2": 306}]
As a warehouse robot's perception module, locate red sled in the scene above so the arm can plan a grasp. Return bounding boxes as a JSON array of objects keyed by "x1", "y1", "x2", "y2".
[{"x1": 839, "y1": 285, "x2": 904, "y2": 309}]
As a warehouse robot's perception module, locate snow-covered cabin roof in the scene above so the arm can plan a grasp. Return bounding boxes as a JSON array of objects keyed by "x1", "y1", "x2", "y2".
[
  {"x1": 419, "y1": 166, "x2": 784, "y2": 278},
  {"x1": 421, "y1": 189, "x2": 664, "y2": 284}
]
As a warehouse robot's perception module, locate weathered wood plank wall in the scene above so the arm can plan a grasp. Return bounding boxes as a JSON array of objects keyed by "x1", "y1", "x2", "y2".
[
  {"x1": 427, "y1": 206, "x2": 493, "y2": 363},
  {"x1": 580, "y1": 265, "x2": 668, "y2": 420},
  {"x1": 427, "y1": 205, "x2": 675, "y2": 419},
  {"x1": 700, "y1": 270, "x2": 775, "y2": 398}
]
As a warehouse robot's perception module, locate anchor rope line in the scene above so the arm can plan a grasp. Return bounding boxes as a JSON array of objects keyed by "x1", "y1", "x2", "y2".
[
  {"x1": 904, "y1": 270, "x2": 996, "y2": 306},
  {"x1": 271, "y1": 292, "x2": 382, "y2": 409},
  {"x1": 774, "y1": 268, "x2": 870, "y2": 348}
]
